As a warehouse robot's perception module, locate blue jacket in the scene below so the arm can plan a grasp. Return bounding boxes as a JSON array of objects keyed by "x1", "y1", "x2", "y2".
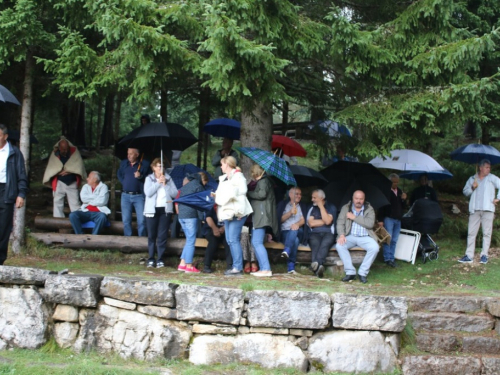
[
  {"x1": 117, "y1": 158, "x2": 150, "y2": 194},
  {"x1": 3, "y1": 142, "x2": 28, "y2": 204}
]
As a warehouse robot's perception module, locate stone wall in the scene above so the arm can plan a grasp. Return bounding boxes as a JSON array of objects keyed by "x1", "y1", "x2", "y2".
[{"x1": 1, "y1": 266, "x2": 498, "y2": 373}]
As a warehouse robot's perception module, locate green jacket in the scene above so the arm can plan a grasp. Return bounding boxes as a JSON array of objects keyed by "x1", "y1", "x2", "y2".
[
  {"x1": 336, "y1": 200, "x2": 378, "y2": 242},
  {"x1": 247, "y1": 175, "x2": 279, "y2": 237}
]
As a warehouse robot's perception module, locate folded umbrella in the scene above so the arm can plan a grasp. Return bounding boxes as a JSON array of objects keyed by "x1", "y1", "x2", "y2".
[{"x1": 238, "y1": 147, "x2": 297, "y2": 186}]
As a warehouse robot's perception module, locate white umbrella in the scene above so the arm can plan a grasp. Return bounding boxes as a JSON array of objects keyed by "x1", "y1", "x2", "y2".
[{"x1": 369, "y1": 149, "x2": 444, "y2": 172}]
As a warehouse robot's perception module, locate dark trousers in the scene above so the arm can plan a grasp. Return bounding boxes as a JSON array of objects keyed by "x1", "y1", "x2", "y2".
[
  {"x1": 309, "y1": 232, "x2": 335, "y2": 266},
  {"x1": 0, "y1": 185, "x2": 14, "y2": 265},
  {"x1": 146, "y1": 209, "x2": 172, "y2": 262},
  {"x1": 204, "y1": 231, "x2": 232, "y2": 269}
]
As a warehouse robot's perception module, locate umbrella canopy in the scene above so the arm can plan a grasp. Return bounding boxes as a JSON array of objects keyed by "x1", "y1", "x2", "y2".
[
  {"x1": 324, "y1": 179, "x2": 390, "y2": 211},
  {"x1": 174, "y1": 190, "x2": 215, "y2": 213},
  {"x1": 309, "y1": 120, "x2": 352, "y2": 138},
  {"x1": 450, "y1": 144, "x2": 500, "y2": 165},
  {"x1": 320, "y1": 160, "x2": 392, "y2": 202},
  {"x1": 400, "y1": 169, "x2": 453, "y2": 181},
  {"x1": 238, "y1": 147, "x2": 297, "y2": 186},
  {"x1": 170, "y1": 163, "x2": 218, "y2": 191},
  {"x1": 289, "y1": 165, "x2": 327, "y2": 187},
  {"x1": 369, "y1": 149, "x2": 444, "y2": 172},
  {"x1": 7, "y1": 130, "x2": 38, "y2": 144},
  {"x1": 272, "y1": 135, "x2": 307, "y2": 157},
  {"x1": 204, "y1": 118, "x2": 241, "y2": 140},
  {"x1": 118, "y1": 122, "x2": 197, "y2": 161},
  {"x1": 0, "y1": 84, "x2": 20, "y2": 106}
]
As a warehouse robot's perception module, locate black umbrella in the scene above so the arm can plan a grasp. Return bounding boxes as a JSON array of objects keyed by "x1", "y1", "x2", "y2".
[
  {"x1": 7, "y1": 130, "x2": 38, "y2": 144},
  {"x1": 289, "y1": 165, "x2": 327, "y2": 187},
  {"x1": 0, "y1": 85, "x2": 20, "y2": 105},
  {"x1": 324, "y1": 178, "x2": 390, "y2": 211}
]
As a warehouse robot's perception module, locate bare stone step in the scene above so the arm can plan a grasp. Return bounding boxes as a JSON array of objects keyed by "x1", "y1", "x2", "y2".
[
  {"x1": 416, "y1": 333, "x2": 460, "y2": 353},
  {"x1": 409, "y1": 296, "x2": 488, "y2": 313},
  {"x1": 487, "y1": 299, "x2": 500, "y2": 318},
  {"x1": 43, "y1": 274, "x2": 103, "y2": 308},
  {"x1": 0, "y1": 266, "x2": 53, "y2": 286},
  {"x1": 462, "y1": 336, "x2": 500, "y2": 354},
  {"x1": 402, "y1": 355, "x2": 482, "y2": 375},
  {"x1": 409, "y1": 312, "x2": 495, "y2": 333}
]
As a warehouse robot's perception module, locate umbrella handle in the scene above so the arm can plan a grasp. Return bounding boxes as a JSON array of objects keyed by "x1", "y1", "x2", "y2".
[{"x1": 137, "y1": 153, "x2": 144, "y2": 171}]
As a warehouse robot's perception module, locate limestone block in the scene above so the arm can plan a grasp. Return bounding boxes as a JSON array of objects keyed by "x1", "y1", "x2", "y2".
[
  {"x1": 416, "y1": 333, "x2": 460, "y2": 353},
  {"x1": 175, "y1": 285, "x2": 244, "y2": 325},
  {"x1": 239, "y1": 318, "x2": 246, "y2": 325},
  {"x1": 332, "y1": 293, "x2": 407, "y2": 332},
  {"x1": 294, "y1": 336, "x2": 308, "y2": 350},
  {"x1": 104, "y1": 297, "x2": 136, "y2": 310},
  {"x1": 486, "y1": 299, "x2": 500, "y2": 317},
  {"x1": 308, "y1": 330, "x2": 398, "y2": 374},
  {"x1": 0, "y1": 287, "x2": 52, "y2": 349},
  {"x1": 462, "y1": 336, "x2": 500, "y2": 354},
  {"x1": 53, "y1": 305, "x2": 79, "y2": 322},
  {"x1": 100, "y1": 276, "x2": 177, "y2": 307},
  {"x1": 192, "y1": 324, "x2": 237, "y2": 335},
  {"x1": 385, "y1": 333, "x2": 401, "y2": 356},
  {"x1": 497, "y1": 319, "x2": 500, "y2": 335},
  {"x1": 43, "y1": 274, "x2": 103, "y2": 307},
  {"x1": 249, "y1": 327, "x2": 289, "y2": 335},
  {"x1": 189, "y1": 333, "x2": 307, "y2": 371},
  {"x1": 0, "y1": 266, "x2": 52, "y2": 286},
  {"x1": 74, "y1": 304, "x2": 191, "y2": 360},
  {"x1": 247, "y1": 290, "x2": 330, "y2": 329},
  {"x1": 238, "y1": 326, "x2": 250, "y2": 334},
  {"x1": 54, "y1": 322, "x2": 79, "y2": 348},
  {"x1": 289, "y1": 329, "x2": 313, "y2": 337},
  {"x1": 409, "y1": 312, "x2": 495, "y2": 333},
  {"x1": 409, "y1": 296, "x2": 488, "y2": 313},
  {"x1": 483, "y1": 357, "x2": 500, "y2": 375},
  {"x1": 402, "y1": 355, "x2": 481, "y2": 375},
  {"x1": 137, "y1": 305, "x2": 177, "y2": 320},
  {"x1": 74, "y1": 308, "x2": 98, "y2": 353}
]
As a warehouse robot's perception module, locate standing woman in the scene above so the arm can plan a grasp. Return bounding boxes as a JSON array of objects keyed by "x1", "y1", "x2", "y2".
[
  {"x1": 143, "y1": 158, "x2": 178, "y2": 268},
  {"x1": 214, "y1": 156, "x2": 253, "y2": 276},
  {"x1": 247, "y1": 164, "x2": 278, "y2": 277}
]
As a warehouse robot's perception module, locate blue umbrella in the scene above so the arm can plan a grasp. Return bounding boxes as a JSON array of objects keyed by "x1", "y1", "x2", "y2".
[
  {"x1": 174, "y1": 190, "x2": 215, "y2": 212},
  {"x1": 238, "y1": 147, "x2": 297, "y2": 186},
  {"x1": 204, "y1": 118, "x2": 241, "y2": 140},
  {"x1": 170, "y1": 163, "x2": 218, "y2": 191},
  {"x1": 450, "y1": 144, "x2": 500, "y2": 165},
  {"x1": 400, "y1": 169, "x2": 453, "y2": 181}
]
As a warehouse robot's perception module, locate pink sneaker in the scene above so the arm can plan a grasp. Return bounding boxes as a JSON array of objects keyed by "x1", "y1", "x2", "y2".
[
  {"x1": 177, "y1": 264, "x2": 186, "y2": 271},
  {"x1": 185, "y1": 266, "x2": 201, "y2": 273}
]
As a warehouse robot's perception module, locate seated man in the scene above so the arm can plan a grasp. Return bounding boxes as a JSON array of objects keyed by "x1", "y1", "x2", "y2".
[
  {"x1": 336, "y1": 190, "x2": 380, "y2": 284},
  {"x1": 202, "y1": 206, "x2": 232, "y2": 273},
  {"x1": 69, "y1": 171, "x2": 111, "y2": 235},
  {"x1": 410, "y1": 174, "x2": 438, "y2": 206},
  {"x1": 306, "y1": 189, "x2": 336, "y2": 278},
  {"x1": 277, "y1": 187, "x2": 307, "y2": 274}
]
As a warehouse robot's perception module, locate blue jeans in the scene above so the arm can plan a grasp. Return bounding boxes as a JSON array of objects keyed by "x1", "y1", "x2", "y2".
[
  {"x1": 280, "y1": 228, "x2": 303, "y2": 270},
  {"x1": 224, "y1": 216, "x2": 247, "y2": 271},
  {"x1": 69, "y1": 211, "x2": 108, "y2": 235},
  {"x1": 383, "y1": 217, "x2": 401, "y2": 262},
  {"x1": 179, "y1": 218, "x2": 198, "y2": 264},
  {"x1": 121, "y1": 193, "x2": 146, "y2": 236},
  {"x1": 251, "y1": 227, "x2": 271, "y2": 271}
]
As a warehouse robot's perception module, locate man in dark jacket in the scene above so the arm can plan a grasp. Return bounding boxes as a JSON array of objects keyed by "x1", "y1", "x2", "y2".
[
  {"x1": 378, "y1": 173, "x2": 407, "y2": 268},
  {"x1": 0, "y1": 124, "x2": 29, "y2": 265}
]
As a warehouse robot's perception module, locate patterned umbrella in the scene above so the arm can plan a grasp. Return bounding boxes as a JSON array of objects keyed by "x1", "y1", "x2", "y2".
[{"x1": 238, "y1": 147, "x2": 297, "y2": 186}]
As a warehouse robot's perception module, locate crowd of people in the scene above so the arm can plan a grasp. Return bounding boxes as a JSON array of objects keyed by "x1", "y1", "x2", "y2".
[{"x1": 0, "y1": 124, "x2": 496, "y2": 282}]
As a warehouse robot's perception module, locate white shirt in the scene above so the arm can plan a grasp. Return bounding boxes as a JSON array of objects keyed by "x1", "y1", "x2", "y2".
[{"x1": 0, "y1": 141, "x2": 10, "y2": 183}]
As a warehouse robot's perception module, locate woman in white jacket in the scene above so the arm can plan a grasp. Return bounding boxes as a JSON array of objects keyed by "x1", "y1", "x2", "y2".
[
  {"x1": 143, "y1": 158, "x2": 178, "y2": 268},
  {"x1": 214, "y1": 156, "x2": 253, "y2": 276}
]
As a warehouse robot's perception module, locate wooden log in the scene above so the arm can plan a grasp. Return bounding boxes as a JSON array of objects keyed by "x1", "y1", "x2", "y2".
[{"x1": 34, "y1": 215, "x2": 135, "y2": 235}]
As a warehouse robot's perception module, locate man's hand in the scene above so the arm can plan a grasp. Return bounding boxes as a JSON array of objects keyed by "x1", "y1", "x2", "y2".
[
  {"x1": 337, "y1": 234, "x2": 346, "y2": 246},
  {"x1": 213, "y1": 228, "x2": 221, "y2": 237},
  {"x1": 346, "y1": 212, "x2": 356, "y2": 220},
  {"x1": 134, "y1": 171, "x2": 140, "y2": 178},
  {"x1": 58, "y1": 170, "x2": 70, "y2": 176},
  {"x1": 291, "y1": 203, "x2": 297, "y2": 215},
  {"x1": 15, "y1": 197, "x2": 24, "y2": 209},
  {"x1": 494, "y1": 199, "x2": 499, "y2": 206},
  {"x1": 219, "y1": 227, "x2": 225, "y2": 235},
  {"x1": 378, "y1": 221, "x2": 384, "y2": 227},
  {"x1": 290, "y1": 223, "x2": 300, "y2": 231},
  {"x1": 316, "y1": 199, "x2": 324, "y2": 209},
  {"x1": 472, "y1": 179, "x2": 479, "y2": 190},
  {"x1": 401, "y1": 192, "x2": 407, "y2": 200}
]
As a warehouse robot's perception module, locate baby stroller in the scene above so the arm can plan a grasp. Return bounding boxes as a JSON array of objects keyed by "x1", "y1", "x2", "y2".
[{"x1": 402, "y1": 199, "x2": 443, "y2": 263}]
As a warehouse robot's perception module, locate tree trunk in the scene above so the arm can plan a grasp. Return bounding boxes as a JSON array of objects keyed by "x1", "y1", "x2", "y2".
[
  {"x1": 160, "y1": 89, "x2": 168, "y2": 122},
  {"x1": 12, "y1": 51, "x2": 35, "y2": 254},
  {"x1": 100, "y1": 93, "x2": 115, "y2": 147},
  {"x1": 240, "y1": 101, "x2": 273, "y2": 177},
  {"x1": 109, "y1": 94, "x2": 122, "y2": 220},
  {"x1": 197, "y1": 87, "x2": 210, "y2": 167},
  {"x1": 95, "y1": 99, "x2": 103, "y2": 150}
]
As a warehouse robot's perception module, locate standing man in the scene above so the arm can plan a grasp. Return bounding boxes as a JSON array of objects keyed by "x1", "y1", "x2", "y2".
[
  {"x1": 117, "y1": 148, "x2": 150, "y2": 236},
  {"x1": 212, "y1": 137, "x2": 239, "y2": 179},
  {"x1": 43, "y1": 137, "x2": 86, "y2": 217},
  {"x1": 336, "y1": 190, "x2": 380, "y2": 284},
  {"x1": 378, "y1": 173, "x2": 406, "y2": 268},
  {"x1": 69, "y1": 171, "x2": 110, "y2": 235},
  {"x1": 277, "y1": 187, "x2": 307, "y2": 274},
  {"x1": 0, "y1": 125, "x2": 28, "y2": 265},
  {"x1": 459, "y1": 159, "x2": 500, "y2": 264}
]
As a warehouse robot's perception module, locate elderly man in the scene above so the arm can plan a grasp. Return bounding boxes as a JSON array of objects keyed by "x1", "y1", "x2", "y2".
[
  {"x1": 459, "y1": 159, "x2": 500, "y2": 264},
  {"x1": 69, "y1": 171, "x2": 110, "y2": 235},
  {"x1": 306, "y1": 189, "x2": 337, "y2": 278},
  {"x1": 378, "y1": 173, "x2": 406, "y2": 268},
  {"x1": 336, "y1": 190, "x2": 380, "y2": 284},
  {"x1": 43, "y1": 137, "x2": 86, "y2": 217},
  {"x1": 0, "y1": 124, "x2": 28, "y2": 266},
  {"x1": 277, "y1": 187, "x2": 307, "y2": 274},
  {"x1": 117, "y1": 148, "x2": 150, "y2": 236},
  {"x1": 212, "y1": 137, "x2": 239, "y2": 179}
]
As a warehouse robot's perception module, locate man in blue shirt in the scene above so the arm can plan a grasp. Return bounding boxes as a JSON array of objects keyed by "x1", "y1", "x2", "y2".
[{"x1": 117, "y1": 148, "x2": 150, "y2": 236}]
